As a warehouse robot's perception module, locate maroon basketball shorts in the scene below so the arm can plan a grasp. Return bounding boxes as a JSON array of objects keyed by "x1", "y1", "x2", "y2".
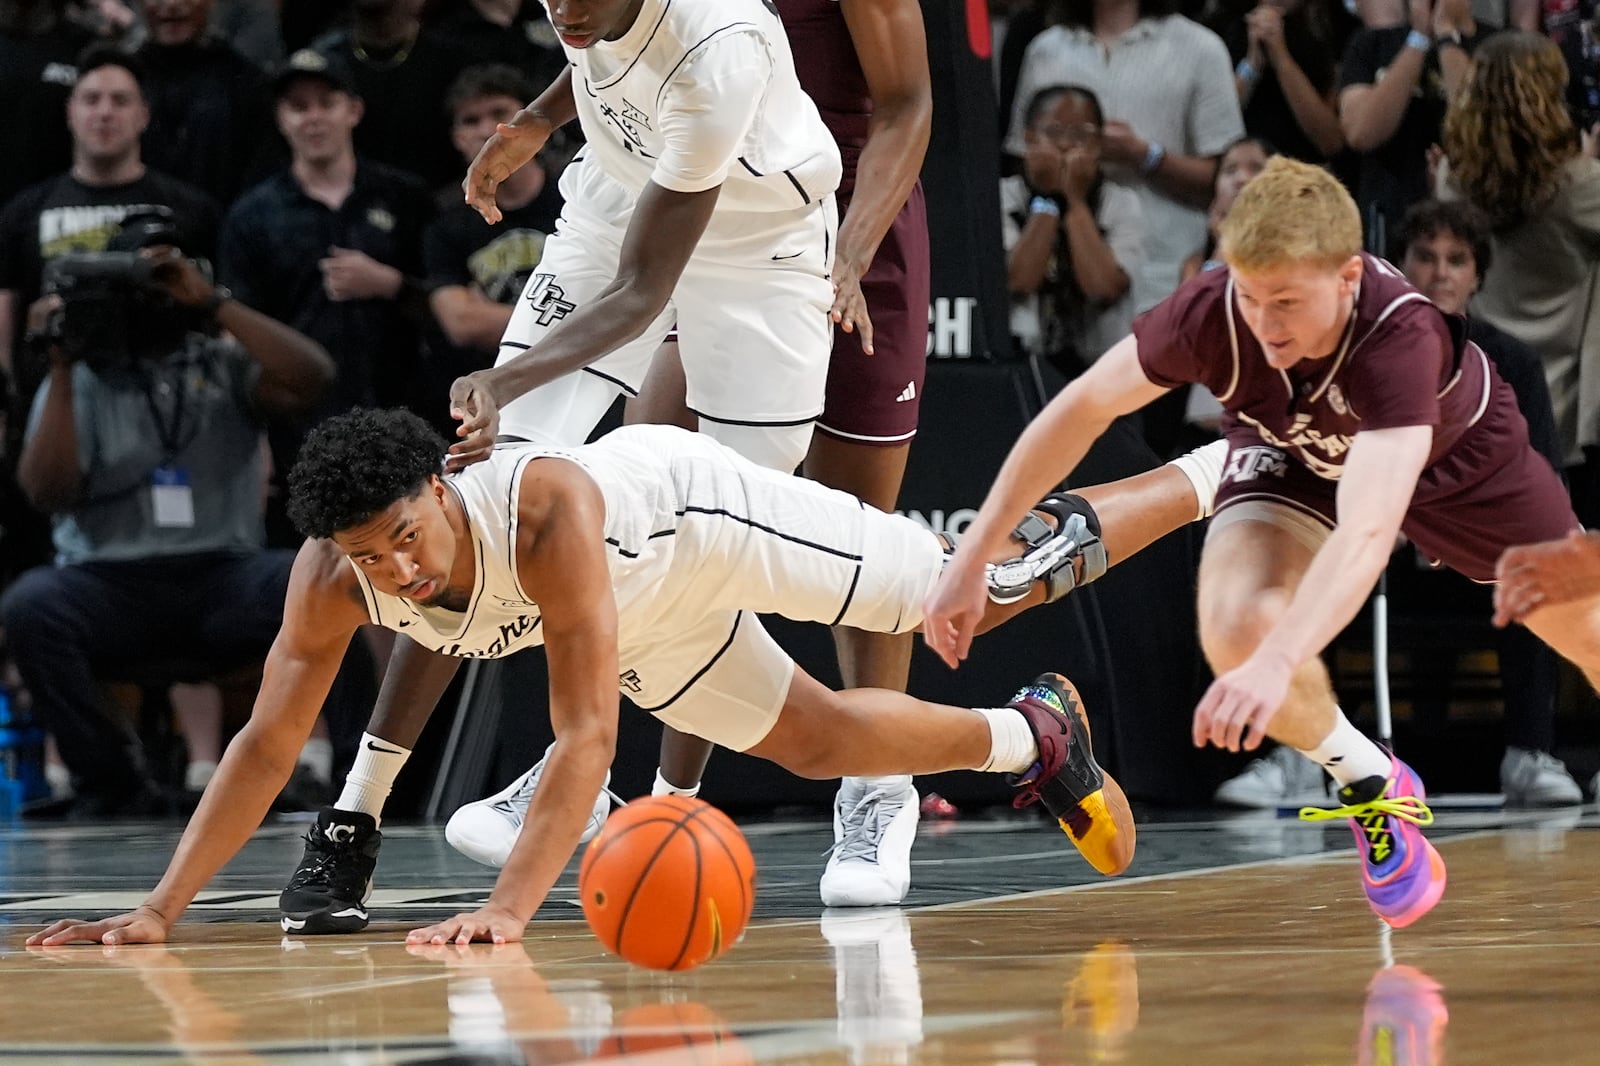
[
  {"x1": 1211, "y1": 405, "x2": 1577, "y2": 582},
  {"x1": 816, "y1": 183, "x2": 930, "y2": 447}
]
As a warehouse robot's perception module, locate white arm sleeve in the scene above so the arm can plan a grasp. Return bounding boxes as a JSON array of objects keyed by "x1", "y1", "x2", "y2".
[{"x1": 652, "y1": 31, "x2": 772, "y2": 195}]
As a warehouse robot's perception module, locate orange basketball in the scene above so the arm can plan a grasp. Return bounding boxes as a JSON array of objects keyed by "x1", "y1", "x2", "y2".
[{"x1": 579, "y1": 795, "x2": 756, "y2": 971}]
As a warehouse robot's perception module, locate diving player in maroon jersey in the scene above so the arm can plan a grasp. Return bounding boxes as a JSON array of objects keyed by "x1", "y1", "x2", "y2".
[{"x1": 927, "y1": 156, "x2": 1591, "y2": 928}]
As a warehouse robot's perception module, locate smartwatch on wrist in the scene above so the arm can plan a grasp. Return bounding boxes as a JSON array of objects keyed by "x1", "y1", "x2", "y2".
[
  {"x1": 1029, "y1": 195, "x2": 1062, "y2": 217},
  {"x1": 1404, "y1": 28, "x2": 1431, "y2": 52}
]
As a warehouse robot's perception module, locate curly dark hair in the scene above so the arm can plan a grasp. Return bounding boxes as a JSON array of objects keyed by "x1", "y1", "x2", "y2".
[{"x1": 287, "y1": 408, "x2": 447, "y2": 540}]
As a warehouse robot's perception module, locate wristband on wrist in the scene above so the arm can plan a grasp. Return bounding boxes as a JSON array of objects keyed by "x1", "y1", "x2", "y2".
[
  {"x1": 1029, "y1": 195, "x2": 1062, "y2": 217},
  {"x1": 1235, "y1": 58, "x2": 1260, "y2": 83},
  {"x1": 1140, "y1": 141, "x2": 1167, "y2": 176},
  {"x1": 1404, "y1": 28, "x2": 1431, "y2": 52}
]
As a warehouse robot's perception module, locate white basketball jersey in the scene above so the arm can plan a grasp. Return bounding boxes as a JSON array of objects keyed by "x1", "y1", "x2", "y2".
[
  {"x1": 347, "y1": 427, "x2": 730, "y2": 663},
  {"x1": 552, "y1": 0, "x2": 841, "y2": 213}
]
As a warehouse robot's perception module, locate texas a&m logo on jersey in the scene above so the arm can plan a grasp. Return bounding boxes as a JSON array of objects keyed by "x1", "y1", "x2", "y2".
[
  {"x1": 1222, "y1": 445, "x2": 1290, "y2": 485},
  {"x1": 1236, "y1": 413, "x2": 1352, "y2": 479}
]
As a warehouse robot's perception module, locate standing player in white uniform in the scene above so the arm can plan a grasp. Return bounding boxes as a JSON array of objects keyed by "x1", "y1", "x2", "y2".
[
  {"x1": 270, "y1": 0, "x2": 846, "y2": 926},
  {"x1": 451, "y1": 0, "x2": 842, "y2": 469},
  {"x1": 28, "y1": 408, "x2": 1161, "y2": 947}
]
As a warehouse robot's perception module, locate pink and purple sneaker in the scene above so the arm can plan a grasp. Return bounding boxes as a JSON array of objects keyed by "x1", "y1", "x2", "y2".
[{"x1": 1300, "y1": 757, "x2": 1446, "y2": 928}]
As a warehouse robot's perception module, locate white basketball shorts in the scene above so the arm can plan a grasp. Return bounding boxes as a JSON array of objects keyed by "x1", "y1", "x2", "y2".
[
  {"x1": 496, "y1": 157, "x2": 836, "y2": 471},
  {"x1": 617, "y1": 446, "x2": 944, "y2": 751}
]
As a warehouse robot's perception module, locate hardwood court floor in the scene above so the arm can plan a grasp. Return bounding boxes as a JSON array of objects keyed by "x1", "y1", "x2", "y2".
[{"x1": 1, "y1": 806, "x2": 1596, "y2": 1064}]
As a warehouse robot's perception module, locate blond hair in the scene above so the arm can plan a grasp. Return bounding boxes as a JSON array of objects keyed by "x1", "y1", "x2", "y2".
[
  {"x1": 1218, "y1": 156, "x2": 1362, "y2": 272},
  {"x1": 1442, "y1": 31, "x2": 1576, "y2": 229}
]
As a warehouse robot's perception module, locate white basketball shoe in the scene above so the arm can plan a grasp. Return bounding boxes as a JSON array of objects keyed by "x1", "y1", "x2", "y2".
[
  {"x1": 819, "y1": 775, "x2": 919, "y2": 907},
  {"x1": 446, "y1": 743, "x2": 613, "y2": 867}
]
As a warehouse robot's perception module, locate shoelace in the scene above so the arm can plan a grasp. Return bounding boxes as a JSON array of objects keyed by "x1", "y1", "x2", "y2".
[
  {"x1": 1011, "y1": 773, "x2": 1045, "y2": 810},
  {"x1": 824, "y1": 789, "x2": 905, "y2": 863},
  {"x1": 1297, "y1": 784, "x2": 1434, "y2": 865},
  {"x1": 493, "y1": 764, "x2": 547, "y2": 821},
  {"x1": 492, "y1": 762, "x2": 626, "y2": 823},
  {"x1": 288, "y1": 834, "x2": 356, "y2": 889}
]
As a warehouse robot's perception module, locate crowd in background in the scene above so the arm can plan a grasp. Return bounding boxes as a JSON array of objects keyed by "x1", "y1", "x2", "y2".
[{"x1": 2, "y1": 0, "x2": 1598, "y2": 818}]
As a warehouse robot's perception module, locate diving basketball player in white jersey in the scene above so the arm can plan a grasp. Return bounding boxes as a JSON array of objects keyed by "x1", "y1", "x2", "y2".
[{"x1": 28, "y1": 408, "x2": 1212, "y2": 947}]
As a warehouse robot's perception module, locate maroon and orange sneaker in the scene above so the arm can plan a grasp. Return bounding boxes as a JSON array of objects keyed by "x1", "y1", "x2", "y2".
[{"x1": 1007, "y1": 673, "x2": 1136, "y2": 875}]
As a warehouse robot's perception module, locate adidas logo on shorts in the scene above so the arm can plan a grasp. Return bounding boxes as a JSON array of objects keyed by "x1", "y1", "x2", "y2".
[{"x1": 895, "y1": 382, "x2": 917, "y2": 403}]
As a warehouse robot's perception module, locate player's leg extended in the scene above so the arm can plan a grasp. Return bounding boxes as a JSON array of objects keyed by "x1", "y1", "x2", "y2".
[
  {"x1": 970, "y1": 441, "x2": 1223, "y2": 631},
  {"x1": 1199, "y1": 514, "x2": 1445, "y2": 928},
  {"x1": 743, "y1": 664, "x2": 1136, "y2": 875}
]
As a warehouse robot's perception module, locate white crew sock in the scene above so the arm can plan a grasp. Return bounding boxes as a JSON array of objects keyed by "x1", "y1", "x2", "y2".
[
  {"x1": 652, "y1": 768, "x2": 700, "y2": 798},
  {"x1": 978, "y1": 707, "x2": 1039, "y2": 774},
  {"x1": 1296, "y1": 710, "x2": 1393, "y2": 787},
  {"x1": 335, "y1": 732, "x2": 412, "y2": 824},
  {"x1": 1166, "y1": 438, "x2": 1228, "y2": 520}
]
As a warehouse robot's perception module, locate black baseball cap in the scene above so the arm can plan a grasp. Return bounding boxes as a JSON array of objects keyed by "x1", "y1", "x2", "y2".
[{"x1": 271, "y1": 48, "x2": 359, "y2": 100}]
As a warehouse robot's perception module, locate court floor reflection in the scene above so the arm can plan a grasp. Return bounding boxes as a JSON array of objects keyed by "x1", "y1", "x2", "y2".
[{"x1": 0, "y1": 813, "x2": 1595, "y2": 1063}]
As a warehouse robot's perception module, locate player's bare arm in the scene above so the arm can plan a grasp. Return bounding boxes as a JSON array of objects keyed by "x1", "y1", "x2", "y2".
[
  {"x1": 26, "y1": 544, "x2": 369, "y2": 945},
  {"x1": 923, "y1": 336, "x2": 1168, "y2": 666},
  {"x1": 832, "y1": 0, "x2": 933, "y2": 352},
  {"x1": 447, "y1": 182, "x2": 722, "y2": 469},
  {"x1": 464, "y1": 67, "x2": 577, "y2": 225},
  {"x1": 408, "y1": 458, "x2": 621, "y2": 945},
  {"x1": 1193, "y1": 424, "x2": 1432, "y2": 751}
]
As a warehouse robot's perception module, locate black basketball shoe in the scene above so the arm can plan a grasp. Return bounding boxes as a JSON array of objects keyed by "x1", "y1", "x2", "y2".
[{"x1": 279, "y1": 808, "x2": 381, "y2": 934}]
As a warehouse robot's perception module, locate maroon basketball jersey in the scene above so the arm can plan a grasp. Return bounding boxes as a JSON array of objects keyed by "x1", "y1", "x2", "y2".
[
  {"x1": 777, "y1": 0, "x2": 871, "y2": 195},
  {"x1": 1134, "y1": 254, "x2": 1493, "y2": 480}
]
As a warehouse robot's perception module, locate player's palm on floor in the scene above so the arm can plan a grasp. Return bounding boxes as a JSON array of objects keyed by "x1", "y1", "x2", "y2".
[{"x1": 28, "y1": 906, "x2": 171, "y2": 946}]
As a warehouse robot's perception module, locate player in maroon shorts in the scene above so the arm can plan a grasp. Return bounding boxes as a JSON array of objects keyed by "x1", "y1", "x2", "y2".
[{"x1": 927, "y1": 156, "x2": 1595, "y2": 929}]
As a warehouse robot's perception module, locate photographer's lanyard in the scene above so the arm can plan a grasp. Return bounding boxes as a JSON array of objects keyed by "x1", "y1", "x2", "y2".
[{"x1": 143, "y1": 367, "x2": 195, "y2": 529}]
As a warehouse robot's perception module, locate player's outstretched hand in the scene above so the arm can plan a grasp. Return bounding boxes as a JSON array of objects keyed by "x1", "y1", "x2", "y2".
[
  {"x1": 447, "y1": 371, "x2": 500, "y2": 472},
  {"x1": 463, "y1": 116, "x2": 552, "y2": 225},
  {"x1": 1192, "y1": 651, "x2": 1293, "y2": 752},
  {"x1": 407, "y1": 904, "x2": 527, "y2": 946},
  {"x1": 27, "y1": 905, "x2": 172, "y2": 946},
  {"x1": 1494, "y1": 528, "x2": 1600, "y2": 626},
  {"x1": 830, "y1": 259, "x2": 874, "y2": 356},
  {"x1": 921, "y1": 556, "x2": 988, "y2": 669}
]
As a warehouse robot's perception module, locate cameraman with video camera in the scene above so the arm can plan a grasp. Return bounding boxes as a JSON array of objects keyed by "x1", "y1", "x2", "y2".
[{"x1": 0, "y1": 208, "x2": 335, "y2": 817}]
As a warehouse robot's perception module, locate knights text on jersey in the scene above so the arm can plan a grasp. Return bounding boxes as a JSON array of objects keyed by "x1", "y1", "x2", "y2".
[
  {"x1": 552, "y1": 0, "x2": 841, "y2": 211},
  {"x1": 1132, "y1": 253, "x2": 1492, "y2": 479}
]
